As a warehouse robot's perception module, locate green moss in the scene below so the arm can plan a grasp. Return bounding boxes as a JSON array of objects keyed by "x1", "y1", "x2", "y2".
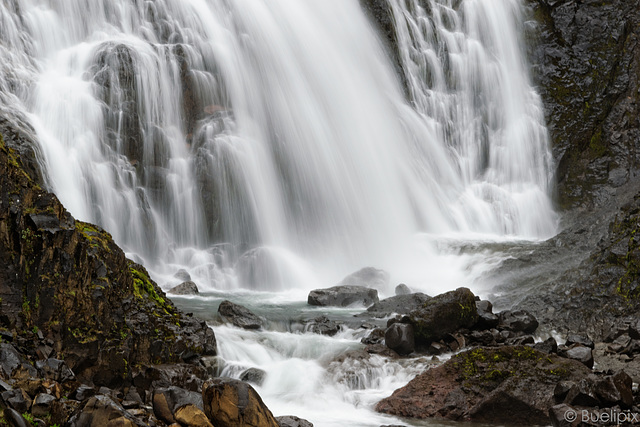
[
  {"x1": 76, "y1": 221, "x2": 113, "y2": 253},
  {"x1": 128, "y1": 262, "x2": 174, "y2": 316},
  {"x1": 588, "y1": 126, "x2": 606, "y2": 157}
]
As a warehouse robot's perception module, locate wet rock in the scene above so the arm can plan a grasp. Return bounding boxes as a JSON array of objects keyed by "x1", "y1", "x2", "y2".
[
  {"x1": 338, "y1": 267, "x2": 390, "y2": 290},
  {"x1": 565, "y1": 346, "x2": 594, "y2": 369},
  {"x1": 132, "y1": 364, "x2": 208, "y2": 393},
  {"x1": 70, "y1": 394, "x2": 144, "y2": 427},
  {"x1": 361, "y1": 328, "x2": 385, "y2": 345},
  {"x1": 533, "y1": 337, "x2": 558, "y2": 354},
  {"x1": 306, "y1": 316, "x2": 341, "y2": 336},
  {"x1": 565, "y1": 378, "x2": 600, "y2": 407},
  {"x1": 218, "y1": 300, "x2": 263, "y2": 330},
  {"x1": 554, "y1": 381, "x2": 574, "y2": 402},
  {"x1": 174, "y1": 404, "x2": 213, "y2": 427},
  {"x1": 276, "y1": 415, "x2": 314, "y2": 427},
  {"x1": 152, "y1": 391, "x2": 176, "y2": 424},
  {"x1": 376, "y1": 346, "x2": 592, "y2": 424},
  {"x1": 202, "y1": 378, "x2": 279, "y2": 427},
  {"x1": 168, "y1": 281, "x2": 199, "y2": 295},
  {"x1": 548, "y1": 404, "x2": 577, "y2": 427},
  {"x1": 0, "y1": 343, "x2": 36, "y2": 380},
  {"x1": 4, "y1": 408, "x2": 32, "y2": 427},
  {"x1": 395, "y1": 284, "x2": 411, "y2": 295},
  {"x1": 32, "y1": 393, "x2": 56, "y2": 418},
  {"x1": 1, "y1": 388, "x2": 31, "y2": 413},
  {"x1": 498, "y1": 310, "x2": 539, "y2": 334},
  {"x1": 174, "y1": 269, "x2": 192, "y2": 282},
  {"x1": 566, "y1": 334, "x2": 595, "y2": 349},
  {"x1": 35, "y1": 358, "x2": 75, "y2": 383},
  {"x1": 307, "y1": 286, "x2": 379, "y2": 308},
  {"x1": 361, "y1": 293, "x2": 431, "y2": 318},
  {"x1": 385, "y1": 323, "x2": 414, "y2": 355},
  {"x1": 406, "y1": 287, "x2": 478, "y2": 345},
  {"x1": 594, "y1": 370, "x2": 634, "y2": 408},
  {"x1": 153, "y1": 386, "x2": 203, "y2": 416},
  {"x1": 240, "y1": 368, "x2": 267, "y2": 386},
  {"x1": 73, "y1": 384, "x2": 96, "y2": 401}
]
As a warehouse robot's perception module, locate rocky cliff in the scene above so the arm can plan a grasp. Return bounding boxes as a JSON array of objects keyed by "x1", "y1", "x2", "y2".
[{"x1": 0, "y1": 118, "x2": 216, "y2": 388}]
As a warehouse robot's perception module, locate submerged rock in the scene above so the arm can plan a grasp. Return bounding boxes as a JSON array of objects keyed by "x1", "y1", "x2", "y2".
[
  {"x1": 218, "y1": 300, "x2": 263, "y2": 329},
  {"x1": 307, "y1": 286, "x2": 379, "y2": 307},
  {"x1": 240, "y1": 367, "x2": 267, "y2": 386}
]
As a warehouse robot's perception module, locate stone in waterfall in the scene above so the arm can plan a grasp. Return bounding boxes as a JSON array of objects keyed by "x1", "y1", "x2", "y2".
[
  {"x1": 360, "y1": 292, "x2": 431, "y2": 318},
  {"x1": 202, "y1": 378, "x2": 279, "y2": 427},
  {"x1": 168, "y1": 281, "x2": 200, "y2": 295},
  {"x1": 276, "y1": 415, "x2": 314, "y2": 427},
  {"x1": 217, "y1": 300, "x2": 264, "y2": 329},
  {"x1": 174, "y1": 269, "x2": 192, "y2": 282},
  {"x1": 338, "y1": 267, "x2": 390, "y2": 290},
  {"x1": 405, "y1": 287, "x2": 478, "y2": 345},
  {"x1": 307, "y1": 286, "x2": 379, "y2": 307},
  {"x1": 395, "y1": 283, "x2": 411, "y2": 295},
  {"x1": 384, "y1": 323, "x2": 415, "y2": 355}
]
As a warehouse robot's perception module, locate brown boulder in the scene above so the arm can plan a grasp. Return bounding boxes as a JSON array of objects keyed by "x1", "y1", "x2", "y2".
[
  {"x1": 175, "y1": 404, "x2": 214, "y2": 427},
  {"x1": 376, "y1": 346, "x2": 592, "y2": 424},
  {"x1": 202, "y1": 378, "x2": 279, "y2": 427}
]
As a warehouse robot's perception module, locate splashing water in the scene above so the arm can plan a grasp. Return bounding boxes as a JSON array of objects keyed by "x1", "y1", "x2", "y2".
[{"x1": 0, "y1": 0, "x2": 556, "y2": 295}]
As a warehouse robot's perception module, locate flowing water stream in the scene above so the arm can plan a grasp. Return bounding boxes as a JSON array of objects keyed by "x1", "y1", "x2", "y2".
[{"x1": 0, "y1": 0, "x2": 556, "y2": 425}]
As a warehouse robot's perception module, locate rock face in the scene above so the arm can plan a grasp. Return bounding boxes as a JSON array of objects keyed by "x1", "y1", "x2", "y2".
[
  {"x1": 218, "y1": 300, "x2": 263, "y2": 329},
  {"x1": 307, "y1": 285, "x2": 379, "y2": 307},
  {"x1": 384, "y1": 323, "x2": 414, "y2": 355},
  {"x1": 405, "y1": 287, "x2": 478, "y2": 345},
  {"x1": 525, "y1": 0, "x2": 640, "y2": 209},
  {"x1": 202, "y1": 378, "x2": 280, "y2": 427},
  {"x1": 376, "y1": 346, "x2": 592, "y2": 424},
  {"x1": 0, "y1": 126, "x2": 216, "y2": 385}
]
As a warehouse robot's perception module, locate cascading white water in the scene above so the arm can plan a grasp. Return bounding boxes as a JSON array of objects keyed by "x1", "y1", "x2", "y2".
[
  {"x1": 388, "y1": 0, "x2": 556, "y2": 239},
  {"x1": 1, "y1": 0, "x2": 558, "y2": 425},
  {"x1": 0, "y1": 0, "x2": 556, "y2": 295}
]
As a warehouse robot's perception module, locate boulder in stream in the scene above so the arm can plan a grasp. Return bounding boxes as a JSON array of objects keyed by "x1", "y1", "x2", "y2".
[
  {"x1": 218, "y1": 300, "x2": 263, "y2": 330},
  {"x1": 307, "y1": 286, "x2": 378, "y2": 307}
]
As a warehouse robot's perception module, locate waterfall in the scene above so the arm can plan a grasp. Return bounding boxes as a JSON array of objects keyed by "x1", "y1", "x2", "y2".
[{"x1": 0, "y1": 0, "x2": 557, "y2": 292}]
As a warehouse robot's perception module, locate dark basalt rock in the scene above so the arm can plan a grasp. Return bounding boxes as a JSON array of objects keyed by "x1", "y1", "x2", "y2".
[
  {"x1": 218, "y1": 300, "x2": 263, "y2": 329},
  {"x1": 307, "y1": 285, "x2": 379, "y2": 307},
  {"x1": 498, "y1": 310, "x2": 539, "y2": 334},
  {"x1": 306, "y1": 315, "x2": 341, "y2": 336},
  {"x1": 405, "y1": 287, "x2": 478, "y2": 345},
  {"x1": 565, "y1": 345, "x2": 594, "y2": 369},
  {"x1": 240, "y1": 367, "x2": 267, "y2": 386},
  {"x1": 276, "y1": 415, "x2": 314, "y2": 427},
  {"x1": 376, "y1": 346, "x2": 592, "y2": 424},
  {"x1": 360, "y1": 292, "x2": 431, "y2": 318},
  {"x1": 384, "y1": 323, "x2": 415, "y2": 356},
  {"x1": 0, "y1": 126, "x2": 216, "y2": 391}
]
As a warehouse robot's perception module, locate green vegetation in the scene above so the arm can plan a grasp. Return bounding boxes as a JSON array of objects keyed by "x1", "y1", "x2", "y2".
[
  {"x1": 21, "y1": 412, "x2": 34, "y2": 424},
  {"x1": 76, "y1": 221, "x2": 113, "y2": 253}
]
